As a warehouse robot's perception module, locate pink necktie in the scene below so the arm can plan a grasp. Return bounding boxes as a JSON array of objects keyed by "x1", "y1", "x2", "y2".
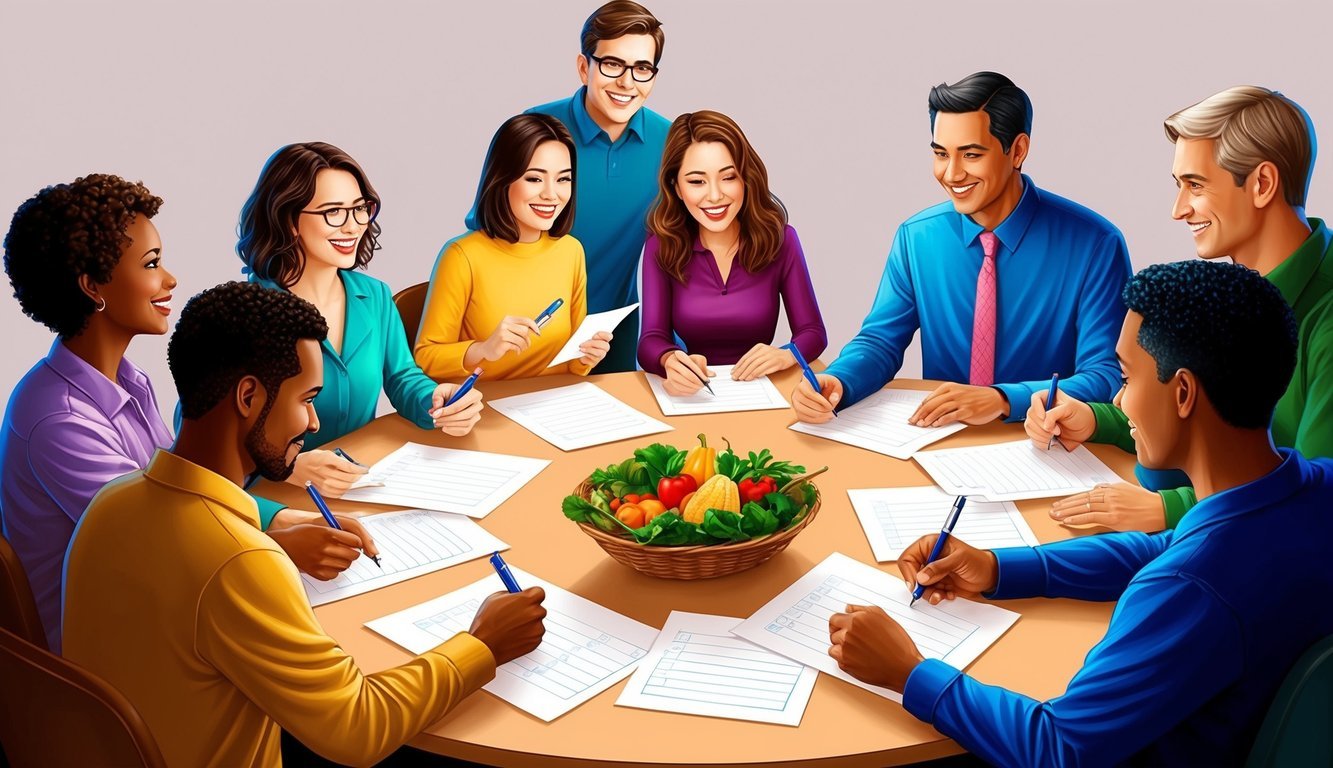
[{"x1": 970, "y1": 231, "x2": 998, "y2": 386}]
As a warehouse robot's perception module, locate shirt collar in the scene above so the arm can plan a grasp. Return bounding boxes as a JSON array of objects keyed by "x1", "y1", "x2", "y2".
[
  {"x1": 142, "y1": 448, "x2": 262, "y2": 530},
  {"x1": 42, "y1": 340, "x2": 145, "y2": 417},
  {"x1": 568, "y1": 86, "x2": 646, "y2": 145},
  {"x1": 958, "y1": 174, "x2": 1040, "y2": 253},
  {"x1": 1264, "y1": 218, "x2": 1331, "y2": 309},
  {"x1": 1174, "y1": 447, "x2": 1308, "y2": 539}
]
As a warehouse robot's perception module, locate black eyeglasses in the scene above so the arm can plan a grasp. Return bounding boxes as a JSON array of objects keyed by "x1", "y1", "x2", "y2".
[
  {"x1": 299, "y1": 201, "x2": 379, "y2": 228},
  {"x1": 589, "y1": 54, "x2": 658, "y2": 82}
]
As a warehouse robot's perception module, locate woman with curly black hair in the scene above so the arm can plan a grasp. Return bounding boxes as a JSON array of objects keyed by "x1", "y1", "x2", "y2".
[{"x1": 1, "y1": 174, "x2": 377, "y2": 654}]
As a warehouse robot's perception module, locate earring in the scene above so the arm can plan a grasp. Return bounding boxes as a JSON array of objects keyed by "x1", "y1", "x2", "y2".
[{"x1": 95, "y1": 297, "x2": 107, "y2": 312}]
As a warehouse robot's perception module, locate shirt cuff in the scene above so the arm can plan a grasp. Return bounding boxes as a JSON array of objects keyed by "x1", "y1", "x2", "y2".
[
  {"x1": 1159, "y1": 487, "x2": 1197, "y2": 529},
  {"x1": 991, "y1": 382, "x2": 1029, "y2": 423},
  {"x1": 903, "y1": 658, "x2": 963, "y2": 723},
  {"x1": 254, "y1": 495, "x2": 287, "y2": 531},
  {"x1": 987, "y1": 546, "x2": 1046, "y2": 600},
  {"x1": 425, "y1": 632, "x2": 497, "y2": 696}
]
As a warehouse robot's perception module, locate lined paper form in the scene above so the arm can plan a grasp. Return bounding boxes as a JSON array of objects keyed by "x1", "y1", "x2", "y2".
[
  {"x1": 734, "y1": 552, "x2": 1020, "y2": 703},
  {"x1": 340, "y1": 443, "x2": 548, "y2": 518},
  {"x1": 301, "y1": 509, "x2": 508, "y2": 606},
  {"x1": 789, "y1": 388, "x2": 966, "y2": 459},
  {"x1": 847, "y1": 486, "x2": 1038, "y2": 562},
  {"x1": 488, "y1": 382, "x2": 672, "y2": 451},
  {"x1": 615, "y1": 612, "x2": 817, "y2": 726},
  {"x1": 914, "y1": 439, "x2": 1123, "y2": 501},
  {"x1": 547, "y1": 303, "x2": 640, "y2": 367},
  {"x1": 366, "y1": 566, "x2": 657, "y2": 721},
  {"x1": 645, "y1": 365, "x2": 790, "y2": 416}
]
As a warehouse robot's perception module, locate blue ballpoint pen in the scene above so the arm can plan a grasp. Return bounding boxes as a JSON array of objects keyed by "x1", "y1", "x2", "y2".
[
  {"x1": 910, "y1": 495, "x2": 967, "y2": 607},
  {"x1": 489, "y1": 552, "x2": 522, "y2": 593},
  {"x1": 305, "y1": 481, "x2": 381, "y2": 568},
  {"x1": 783, "y1": 342, "x2": 836, "y2": 418},
  {"x1": 443, "y1": 367, "x2": 484, "y2": 408},
  {"x1": 332, "y1": 448, "x2": 365, "y2": 467},
  {"x1": 1043, "y1": 372, "x2": 1061, "y2": 450},
  {"x1": 533, "y1": 298, "x2": 564, "y2": 334}
]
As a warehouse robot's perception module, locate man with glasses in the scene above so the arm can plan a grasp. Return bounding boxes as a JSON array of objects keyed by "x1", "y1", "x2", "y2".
[{"x1": 527, "y1": 0, "x2": 669, "y2": 373}]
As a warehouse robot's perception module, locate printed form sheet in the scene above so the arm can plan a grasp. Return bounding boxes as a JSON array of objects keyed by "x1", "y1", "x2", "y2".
[
  {"x1": 301, "y1": 509, "x2": 508, "y2": 606},
  {"x1": 616, "y1": 611, "x2": 817, "y2": 726},
  {"x1": 914, "y1": 439, "x2": 1123, "y2": 501},
  {"x1": 789, "y1": 388, "x2": 966, "y2": 459},
  {"x1": 645, "y1": 365, "x2": 789, "y2": 416},
  {"x1": 488, "y1": 382, "x2": 672, "y2": 451},
  {"x1": 733, "y1": 552, "x2": 1020, "y2": 703},
  {"x1": 341, "y1": 443, "x2": 548, "y2": 517},
  {"x1": 365, "y1": 566, "x2": 657, "y2": 722},
  {"x1": 547, "y1": 303, "x2": 640, "y2": 367},
  {"x1": 848, "y1": 486, "x2": 1039, "y2": 562}
]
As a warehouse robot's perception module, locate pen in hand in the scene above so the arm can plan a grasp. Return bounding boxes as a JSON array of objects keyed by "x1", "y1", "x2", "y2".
[
  {"x1": 910, "y1": 495, "x2": 967, "y2": 607},
  {"x1": 489, "y1": 551, "x2": 522, "y2": 593},
  {"x1": 1043, "y1": 373, "x2": 1061, "y2": 451},
  {"x1": 304, "y1": 481, "x2": 381, "y2": 569},
  {"x1": 442, "y1": 367, "x2": 484, "y2": 409},
  {"x1": 333, "y1": 448, "x2": 365, "y2": 467},
  {"x1": 673, "y1": 351, "x2": 715, "y2": 396},
  {"x1": 533, "y1": 298, "x2": 564, "y2": 335},
  {"x1": 783, "y1": 343, "x2": 836, "y2": 418}
]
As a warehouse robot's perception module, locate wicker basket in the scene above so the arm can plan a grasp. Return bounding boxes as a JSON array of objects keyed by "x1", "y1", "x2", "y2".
[{"x1": 572, "y1": 479, "x2": 821, "y2": 580}]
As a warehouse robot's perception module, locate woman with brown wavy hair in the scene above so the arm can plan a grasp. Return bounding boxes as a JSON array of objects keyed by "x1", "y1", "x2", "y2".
[{"x1": 638, "y1": 110, "x2": 827, "y2": 395}]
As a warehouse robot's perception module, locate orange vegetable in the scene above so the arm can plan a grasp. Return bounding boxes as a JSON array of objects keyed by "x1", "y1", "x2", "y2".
[
  {"x1": 638, "y1": 499, "x2": 667, "y2": 525},
  {"x1": 682, "y1": 434, "x2": 716, "y2": 487},
  {"x1": 616, "y1": 503, "x2": 645, "y2": 529}
]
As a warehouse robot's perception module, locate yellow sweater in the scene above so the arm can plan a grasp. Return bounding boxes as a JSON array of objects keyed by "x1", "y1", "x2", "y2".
[
  {"x1": 63, "y1": 450, "x2": 496, "y2": 768},
  {"x1": 414, "y1": 230, "x2": 592, "y2": 381}
]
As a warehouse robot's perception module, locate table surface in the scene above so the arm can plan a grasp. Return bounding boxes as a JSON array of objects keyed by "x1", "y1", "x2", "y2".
[{"x1": 255, "y1": 368, "x2": 1135, "y2": 768}]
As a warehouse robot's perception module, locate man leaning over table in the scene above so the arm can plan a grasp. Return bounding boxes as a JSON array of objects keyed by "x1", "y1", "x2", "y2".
[
  {"x1": 63, "y1": 282, "x2": 547, "y2": 768},
  {"x1": 526, "y1": 0, "x2": 671, "y2": 373},
  {"x1": 791, "y1": 71, "x2": 1131, "y2": 427},
  {"x1": 1027, "y1": 86, "x2": 1333, "y2": 532},
  {"x1": 828, "y1": 260, "x2": 1333, "y2": 767}
]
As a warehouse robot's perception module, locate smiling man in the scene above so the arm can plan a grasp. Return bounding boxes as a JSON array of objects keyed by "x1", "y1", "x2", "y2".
[
  {"x1": 527, "y1": 0, "x2": 670, "y2": 373},
  {"x1": 829, "y1": 261, "x2": 1333, "y2": 767},
  {"x1": 62, "y1": 282, "x2": 546, "y2": 768},
  {"x1": 792, "y1": 71, "x2": 1131, "y2": 427},
  {"x1": 1028, "y1": 86, "x2": 1333, "y2": 532}
]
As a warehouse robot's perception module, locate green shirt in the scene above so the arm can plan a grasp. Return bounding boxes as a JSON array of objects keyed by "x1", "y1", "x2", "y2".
[{"x1": 1091, "y1": 218, "x2": 1333, "y2": 527}]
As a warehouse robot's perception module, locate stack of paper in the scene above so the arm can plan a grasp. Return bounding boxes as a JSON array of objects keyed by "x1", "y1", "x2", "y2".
[
  {"x1": 789, "y1": 388, "x2": 966, "y2": 459},
  {"x1": 489, "y1": 382, "x2": 672, "y2": 450},
  {"x1": 340, "y1": 443, "x2": 549, "y2": 517},
  {"x1": 645, "y1": 365, "x2": 789, "y2": 416}
]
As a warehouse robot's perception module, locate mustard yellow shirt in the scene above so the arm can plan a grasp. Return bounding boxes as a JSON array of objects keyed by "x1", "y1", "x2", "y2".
[
  {"x1": 63, "y1": 450, "x2": 496, "y2": 768},
  {"x1": 414, "y1": 230, "x2": 592, "y2": 380}
]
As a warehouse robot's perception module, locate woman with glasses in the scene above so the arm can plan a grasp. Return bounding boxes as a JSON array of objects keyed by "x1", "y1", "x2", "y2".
[
  {"x1": 238, "y1": 142, "x2": 483, "y2": 503},
  {"x1": 638, "y1": 110, "x2": 827, "y2": 395},
  {"x1": 413, "y1": 114, "x2": 611, "y2": 380}
]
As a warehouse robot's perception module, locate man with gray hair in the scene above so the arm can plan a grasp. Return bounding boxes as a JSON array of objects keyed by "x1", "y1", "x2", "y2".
[{"x1": 1028, "y1": 85, "x2": 1333, "y2": 532}]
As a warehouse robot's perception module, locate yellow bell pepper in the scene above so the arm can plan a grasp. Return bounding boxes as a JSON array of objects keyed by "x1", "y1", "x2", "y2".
[{"x1": 682, "y1": 434, "x2": 716, "y2": 487}]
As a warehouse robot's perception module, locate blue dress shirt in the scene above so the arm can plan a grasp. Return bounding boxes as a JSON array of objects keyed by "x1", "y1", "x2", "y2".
[
  {"x1": 526, "y1": 88, "x2": 670, "y2": 372},
  {"x1": 903, "y1": 449, "x2": 1333, "y2": 767},
  {"x1": 824, "y1": 176, "x2": 1131, "y2": 421}
]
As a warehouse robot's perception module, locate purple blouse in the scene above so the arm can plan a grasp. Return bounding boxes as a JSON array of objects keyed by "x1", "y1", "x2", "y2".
[
  {"x1": 0, "y1": 342, "x2": 172, "y2": 654},
  {"x1": 637, "y1": 224, "x2": 827, "y2": 375}
]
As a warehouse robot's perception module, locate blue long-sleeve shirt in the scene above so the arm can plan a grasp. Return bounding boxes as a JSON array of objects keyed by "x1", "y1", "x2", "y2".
[
  {"x1": 902, "y1": 449, "x2": 1333, "y2": 767},
  {"x1": 824, "y1": 176, "x2": 1131, "y2": 421}
]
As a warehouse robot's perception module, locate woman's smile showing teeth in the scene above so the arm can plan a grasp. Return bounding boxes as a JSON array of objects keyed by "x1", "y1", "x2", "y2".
[
  {"x1": 530, "y1": 203, "x2": 557, "y2": 219},
  {"x1": 329, "y1": 237, "x2": 358, "y2": 254},
  {"x1": 151, "y1": 295, "x2": 172, "y2": 315},
  {"x1": 702, "y1": 204, "x2": 729, "y2": 221}
]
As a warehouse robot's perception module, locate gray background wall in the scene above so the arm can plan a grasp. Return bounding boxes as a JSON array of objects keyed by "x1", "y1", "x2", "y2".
[{"x1": 2, "y1": 0, "x2": 1329, "y2": 425}]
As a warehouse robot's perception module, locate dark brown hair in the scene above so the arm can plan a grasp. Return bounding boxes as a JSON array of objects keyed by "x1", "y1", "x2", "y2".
[
  {"x1": 237, "y1": 142, "x2": 381, "y2": 288},
  {"x1": 467, "y1": 114, "x2": 578, "y2": 243},
  {"x1": 648, "y1": 110, "x2": 788, "y2": 284},
  {"x1": 581, "y1": 0, "x2": 664, "y2": 64}
]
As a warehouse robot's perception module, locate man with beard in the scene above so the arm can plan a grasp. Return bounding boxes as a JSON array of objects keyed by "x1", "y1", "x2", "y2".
[{"x1": 62, "y1": 282, "x2": 547, "y2": 768}]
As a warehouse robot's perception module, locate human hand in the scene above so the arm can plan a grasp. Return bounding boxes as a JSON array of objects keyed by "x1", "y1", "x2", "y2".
[
  {"x1": 898, "y1": 534, "x2": 998, "y2": 605},
  {"x1": 791, "y1": 373, "x2": 843, "y2": 423},
  {"x1": 909, "y1": 382, "x2": 1009, "y2": 427},
  {"x1": 577, "y1": 331, "x2": 613, "y2": 367},
  {"x1": 660, "y1": 350, "x2": 714, "y2": 396},
  {"x1": 732, "y1": 343, "x2": 797, "y2": 381},
  {"x1": 1050, "y1": 482, "x2": 1166, "y2": 531},
  {"x1": 478, "y1": 316, "x2": 541, "y2": 361},
  {"x1": 284, "y1": 450, "x2": 369, "y2": 498},
  {"x1": 828, "y1": 604, "x2": 924, "y2": 692},
  {"x1": 430, "y1": 382, "x2": 484, "y2": 436},
  {"x1": 468, "y1": 587, "x2": 547, "y2": 665},
  {"x1": 266, "y1": 513, "x2": 379, "y2": 580},
  {"x1": 1025, "y1": 389, "x2": 1097, "y2": 451}
]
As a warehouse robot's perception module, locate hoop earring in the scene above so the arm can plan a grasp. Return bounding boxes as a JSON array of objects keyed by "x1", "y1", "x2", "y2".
[{"x1": 95, "y1": 297, "x2": 107, "y2": 312}]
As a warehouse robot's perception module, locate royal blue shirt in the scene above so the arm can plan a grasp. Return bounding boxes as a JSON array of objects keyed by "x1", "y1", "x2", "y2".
[
  {"x1": 526, "y1": 88, "x2": 670, "y2": 372},
  {"x1": 903, "y1": 449, "x2": 1333, "y2": 767},
  {"x1": 824, "y1": 176, "x2": 1131, "y2": 421}
]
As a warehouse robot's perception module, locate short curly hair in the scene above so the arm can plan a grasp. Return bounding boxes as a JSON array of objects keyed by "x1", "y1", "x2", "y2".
[
  {"x1": 169, "y1": 282, "x2": 328, "y2": 420},
  {"x1": 1124, "y1": 260, "x2": 1296, "y2": 429},
  {"x1": 4, "y1": 174, "x2": 163, "y2": 338}
]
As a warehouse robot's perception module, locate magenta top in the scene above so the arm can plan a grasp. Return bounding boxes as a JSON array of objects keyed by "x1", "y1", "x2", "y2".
[{"x1": 637, "y1": 224, "x2": 827, "y2": 375}]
